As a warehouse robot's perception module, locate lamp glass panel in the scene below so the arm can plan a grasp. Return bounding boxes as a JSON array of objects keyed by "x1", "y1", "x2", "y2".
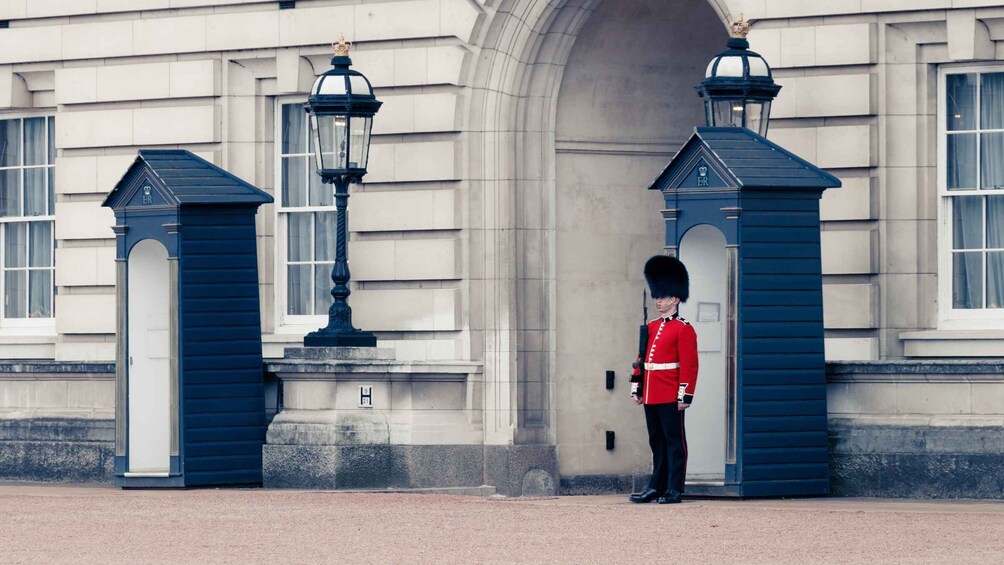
[
  {"x1": 349, "y1": 117, "x2": 372, "y2": 170},
  {"x1": 713, "y1": 100, "x2": 745, "y2": 128},
  {"x1": 745, "y1": 101, "x2": 770, "y2": 136},
  {"x1": 311, "y1": 114, "x2": 349, "y2": 172}
]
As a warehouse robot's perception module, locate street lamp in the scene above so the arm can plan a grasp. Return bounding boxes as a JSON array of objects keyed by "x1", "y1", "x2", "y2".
[
  {"x1": 303, "y1": 36, "x2": 382, "y2": 347},
  {"x1": 696, "y1": 16, "x2": 781, "y2": 137}
]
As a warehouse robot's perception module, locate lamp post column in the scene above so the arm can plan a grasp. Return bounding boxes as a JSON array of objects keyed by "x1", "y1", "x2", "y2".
[{"x1": 304, "y1": 175, "x2": 376, "y2": 347}]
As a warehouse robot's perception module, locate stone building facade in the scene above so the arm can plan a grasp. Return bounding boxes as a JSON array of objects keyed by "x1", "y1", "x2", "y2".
[{"x1": 0, "y1": 0, "x2": 1002, "y2": 497}]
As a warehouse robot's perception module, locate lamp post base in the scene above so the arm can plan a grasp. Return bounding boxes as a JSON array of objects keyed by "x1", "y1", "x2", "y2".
[{"x1": 303, "y1": 329, "x2": 377, "y2": 348}]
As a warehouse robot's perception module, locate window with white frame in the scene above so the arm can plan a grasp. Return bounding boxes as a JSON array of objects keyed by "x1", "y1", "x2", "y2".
[
  {"x1": 277, "y1": 102, "x2": 337, "y2": 325},
  {"x1": 0, "y1": 116, "x2": 55, "y2": 326}
]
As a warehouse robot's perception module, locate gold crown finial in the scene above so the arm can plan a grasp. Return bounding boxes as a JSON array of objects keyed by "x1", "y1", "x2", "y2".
[
  {"x1": 731, "y1": 14, "x2": 751, "y2": 38},
  {"x1": 333, "y1": 34, "x2": 351, "y2": 57}
]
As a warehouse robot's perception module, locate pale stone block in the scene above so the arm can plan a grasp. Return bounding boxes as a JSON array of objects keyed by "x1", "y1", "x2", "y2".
[
  {"x1": 827, "y1": 382, "x2": 897, "y2": 415},
  {"x1": 61, "y1": 20, "x2": 133, "y2": 60},
  {"x1": 816, "y1": 24, "x2": 875, "y2": 66},
  {"x1": 0, "y1": 66, "x2": 30, "y2": 109},
  {"x1": 99, "y1": 0, "x2": 170, "y2": 12},
  {"x1": 55, "y1": 156, "x2": 98, "y2": 195},
  {"x1": 820, "y1": 229, "x2": 875, "y2": 274},
  {"x1": 56, "y1": 293, "x2": 116, "y2": 334},
  {"x1": 364, "y1": 144, "x2": 395, "y2": 183},
  {"x1": 395, "y1": 239, "x2": 458, "y2": 280},
  {"x1": 394, "y1": 141, "x2": 457, "y2": 182},
  {"x1": 797, "y1": 74, "x2": 873, "y2": 117},
  {"x1": 816, "y1": 125, "x2": 874, "y2": 169},
  {"x1": 66, "y1": 380, "x2": 115, "y2": 409},
  {"x1": 54, "y1": 340, "x2": 115, "y2": 362},
  {"x1": 169, "y1": 60, "x2": 220, "y2": 98},
  {"x1": 0, "y1": 381, "x2": 67, "y2": 410},
  {"x1": 97, "y1": 154, "x2": 140, "y2": 195},
  {"x1": 820, "y1": 175, "x2": 873, "y2": 221},
  {"x1": 350, "y1": 240, "x2": 396, "y2": 281},
  {"x1": 275, "y1": 51, "x2": 313, "y2": 95},
  {"x1": 780, "y1": 27, "x2": 816, "y2": 68},
  {"x1": 0, "y1": 341, "x2": 55, "y2": 360},
  {"x1": 0, "y1": 26, "x2": 62, "y2": 65},
  {"x1": 28, "y1": 0, "x2": 95, "y2": 19},
  {"x1": 352, "y1": 288, "x2": 459, "y2": 331},
  {"x1": 427, "y1": 45, "x2": 469, "y2": 86},
  {"x1": 441, "y1": 0, "x2": 481, "y2": 43},
  {"x1": 97, "y1": 63, "x2": 170, "y2": 103},
  {"x1": 947, "y1": 9, "x2": 994, "y2": 61},
  {"x1": 351, "y1": 190, "x2": 457, "y2": 232},
  {"x1": 414, "y1": 93, "x2": 459, "y2": 132},
  {"x1": 823, "y1": 283, "x2": 876, "y2": 328},
  {"x1": 133, "y1": 105, "x2": 219, "y2": 145},
  {"x1": 768, "y1": 127, "x2": 816, "y2": 162},
  {"x1": 394, "y1": 49, "x2": 429, "y2": 86},
  {"x1": 823, "y1": 337, "x2": 877, "y2": 361},
  {"x1": 133, "y1": 15, "x2": 207, "y2": 56},
  {"x1": 54, "y1": 201, "x2": 115, "y2": 241},
  {"x1": 0, "y1": 1, "x2": 26, "y2": 19},
  {"x1": 354, "y1": 0, "x2": 440, "y2": 42},
  {"x1": 371, "y1": 95, "x2": 416, "y2": 136},
  {"x1": 896, "y1": 383, "x2": 971, "y2": 415},
  {"x1": 207, "y1": 11, "x2": 278, "y2": 51},
  {"x1": 771, "y1": 77, "x2": 797, "y2": 119},
  {"x1": 764, "y1": 0, "x2": 861, "y2": 18},
  {"x1": 884, "y1": 115, "x2": 920, "y2": 168},
  {"x1": 278, "y1": 5, "x2": 354, "y2": 48},
  {"x1": 747, "y1": 28, "x2": 780, "y2": 68},
  {"x1": 55, "y1": 247, "x2": 99, "y2": 287},
  {"x1": 971, "y1": 383, "x2": 1004, "y2": 415},
  {"x1": 54, "y1": 67, "x2": 98, "y2": 105},
  {"x1": 58, "y1": 109, "x2": 134, "y2": 149}
]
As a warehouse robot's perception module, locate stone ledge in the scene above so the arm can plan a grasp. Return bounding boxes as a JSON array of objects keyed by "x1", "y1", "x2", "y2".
[
  {"x1": 0, "y1": 360, "x2": 115, "y2": 379},
  {"x1": 267, "y1": 359, "x2": 482, "y2": 380},
  {"x1": 900, "y1": 330, "x2": 1004, "y2": 358},
  {"x1": 827, "y1": 360, "x2": 1004, "y2": 382}
]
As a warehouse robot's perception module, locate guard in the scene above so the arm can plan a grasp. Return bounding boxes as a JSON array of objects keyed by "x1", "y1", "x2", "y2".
[{"x1": 628, "y1": 255, "x2": 698, "y2": 504}]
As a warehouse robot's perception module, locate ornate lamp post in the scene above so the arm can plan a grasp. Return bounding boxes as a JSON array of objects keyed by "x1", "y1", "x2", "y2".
[
  {"x1": 303, "y1": 37, "x2": 383, "y2": 347},
  {"x1": 696, "y1": 16, "x2": 781, "y2": 137}
]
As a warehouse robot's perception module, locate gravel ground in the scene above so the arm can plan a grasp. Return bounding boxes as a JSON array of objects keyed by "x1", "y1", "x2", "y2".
[{"x1": 1, "y1": 484, "x2": 1002, "y2": 564}]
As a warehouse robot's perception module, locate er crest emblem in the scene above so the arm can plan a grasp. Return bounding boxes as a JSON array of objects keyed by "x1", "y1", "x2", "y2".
[
  {"x1": 697, "y1": 164, "x2": 709, "y2": 187},
  {"x1": 142, "y1": 185, "x2": 153, "y2": 205}
]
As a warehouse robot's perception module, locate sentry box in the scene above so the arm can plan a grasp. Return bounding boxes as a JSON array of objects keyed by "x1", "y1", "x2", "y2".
[
  {"x1": 649, "y1": 127, "x2": 840, "y2": 497},
  {"x1": 103, "y1": 150, "x2": 273, "y2": 488}
]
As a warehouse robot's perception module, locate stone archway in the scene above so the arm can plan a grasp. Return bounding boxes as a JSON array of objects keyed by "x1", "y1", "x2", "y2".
[{"x1": 466, "y1": 0, "x2": 732, "y2": 486}]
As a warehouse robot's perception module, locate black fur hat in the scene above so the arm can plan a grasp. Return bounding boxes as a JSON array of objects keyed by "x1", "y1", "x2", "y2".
[{"x1": 644, "y1": 255, "x2": 689, "y2": 302}]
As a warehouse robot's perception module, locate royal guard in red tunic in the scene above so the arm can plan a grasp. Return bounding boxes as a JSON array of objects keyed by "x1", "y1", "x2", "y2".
[{"x1": 628, "y1": 255, "x2": 698, "y2": 504}]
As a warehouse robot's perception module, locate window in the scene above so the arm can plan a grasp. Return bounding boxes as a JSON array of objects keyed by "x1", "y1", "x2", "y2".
[
  {"x1": 277, "y1": 102, "x2": 336, "y2": 325},
  {"x1": 0, "y1": 116, "x2": 55, "y2": 326}
]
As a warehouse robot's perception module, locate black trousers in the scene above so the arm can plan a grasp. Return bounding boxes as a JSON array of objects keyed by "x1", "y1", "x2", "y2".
[{"x1": 644, "y1": 402, "x2": 688, "y2": 494}]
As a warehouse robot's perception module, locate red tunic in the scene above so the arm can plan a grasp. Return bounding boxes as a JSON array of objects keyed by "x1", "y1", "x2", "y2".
[{"x1": 632, "y1": 314, "x2": 699, "y2": 405}]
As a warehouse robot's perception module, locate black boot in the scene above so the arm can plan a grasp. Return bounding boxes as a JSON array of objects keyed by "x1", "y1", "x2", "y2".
[
  {"x1": 657, "y1": 490, "x2": 682, "y2": 504},
  {"x1": 629, "y1": 488, "x2": 660, "y2": 503}
]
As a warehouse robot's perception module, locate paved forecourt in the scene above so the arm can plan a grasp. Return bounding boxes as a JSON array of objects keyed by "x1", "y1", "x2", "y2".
[{"x1": 1, "y1": 484, "x2": 1003, "y2": 564}]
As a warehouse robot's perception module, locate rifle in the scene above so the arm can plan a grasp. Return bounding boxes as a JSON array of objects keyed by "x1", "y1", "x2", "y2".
[{"x1": 630, "y1": 290, "x2": 648, "y2": 397}]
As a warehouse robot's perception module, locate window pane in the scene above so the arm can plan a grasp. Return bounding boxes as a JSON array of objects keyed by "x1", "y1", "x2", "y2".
[
  {"x1": 953, "y1": 251, "x2": 983, "y2": 309},
  {"x1": 314, "y1": 211, "x2": 336, "y2": 262},
  {"x1": 981, "y1": 73, "x2": 1004, "y2": 130},
  {"x1": 314, "y1": 265, "x2": 332, "y2": 315},
  {"x1": 29, "y1": 221, "x2": 52, "y2": 267},
  {"x1": 0, "y1": 119, "x2": 19, "y2": 167},
  {"x1": 287, "y1": 212, "x2": 311, "y2": 262},
  {"x1": 4, "y1": 271, "x2": 25, "y2": 318},
  {"x1": 947, "y1": 73, "x2": 977, "y2": 131},
  {"x1": 24, "y1": 168, "x2": 45, "y2": 216},
  {"x1": 281, "y1": 156, "x2": 307, "y2": 207},
  {"x1": 286, "y1": 265, "x2": 311, "y2": 315},
  {"x1": 0, "y1": 169, "x2": 20, "y2": 217},
  {"x1": 953, "y1": 195, "x2": 983, "y2": 250},
  {"x1": 47, "y1": 117, "x2": 55, "y2": 164},
  {"x1": 47, "y1": 167, "x2": 54, "y2": 216},
  {"x1": 281, "y1": 104, "x2": 305, "y2": 155},
  {"x1": 989, "y1": 196, "x2": 1004, "y2": 249},
  {"x1": 308, "y1": 168, "x2": 331, "y2": 206},
  {"x1": 981, "y1": 133, "x2": 1004, "y2": 189},
  {"x1": 988, "y1": 252, "x2": 1004, "y2": 309},
  {"x1": 947, "y1": 133, "x2": 977, "y2": 190},
  {"x1": 4, "y1": 223, "x2": 25, "y2": 268},
  {"x1": 28, "y1": 270, "x2": 52, "y2": 318},
  {"x1": 23, "y1": 117, "x2": 46, "y2": 166}
]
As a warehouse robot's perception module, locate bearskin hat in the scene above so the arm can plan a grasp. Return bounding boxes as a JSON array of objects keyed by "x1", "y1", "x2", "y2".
[{"x1": 644, "y1": 255, "x2": 689, "y2": 302}]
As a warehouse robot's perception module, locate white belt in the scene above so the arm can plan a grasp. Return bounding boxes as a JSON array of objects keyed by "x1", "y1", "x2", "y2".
[{"x1": 644, "y1": 362, "x2": 680, "y2": 370}]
